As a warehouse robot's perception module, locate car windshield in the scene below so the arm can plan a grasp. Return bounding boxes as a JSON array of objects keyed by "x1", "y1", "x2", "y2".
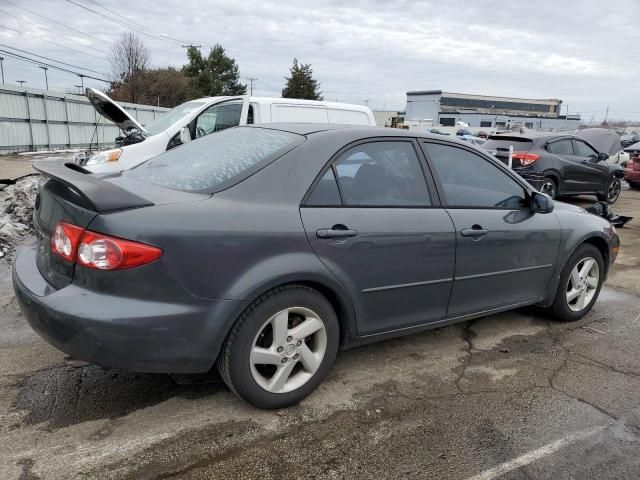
[
  {"x1": 128, "y1": 127, "x2": 304, "y2": 193},
  {"x1": 143, "y1": 100, "x2": 209, "y2": 136}
]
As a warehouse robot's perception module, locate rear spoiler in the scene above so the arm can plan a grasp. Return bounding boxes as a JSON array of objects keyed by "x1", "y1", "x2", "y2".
[{"x1": 33, "y1": 160, "x2": 154, "y2": 212}]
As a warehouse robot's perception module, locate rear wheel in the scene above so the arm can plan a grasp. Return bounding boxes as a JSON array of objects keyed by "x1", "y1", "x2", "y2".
[
  {"x1": 218, "y1": 285, "x2": 339, "y2": 409},
  {"x1": 551, "y1": 244, "x2": 604, "y2": 322},
  {"x1": 540, "y1": 177, "x2": 557, "y2": 199}
]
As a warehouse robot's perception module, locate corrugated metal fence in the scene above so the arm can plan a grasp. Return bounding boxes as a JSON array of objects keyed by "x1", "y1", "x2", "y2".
[{"x1": 0, "y1": 84, "x2": 168, "y2": 154}]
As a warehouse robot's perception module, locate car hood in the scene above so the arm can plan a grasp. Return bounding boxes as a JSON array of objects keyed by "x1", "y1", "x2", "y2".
[
  {"x1": 86, "y1": 88, "x2": 148, "y2": 134},
  {"x1": 575, "y1": 128, "x2": 621, "y2": 155}
]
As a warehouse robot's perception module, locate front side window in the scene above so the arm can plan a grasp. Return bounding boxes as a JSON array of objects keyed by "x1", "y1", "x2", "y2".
[
  {"x1": 423, "y1": 142, "x2": 527, "y2": 209},
  {"x1": 573, "y1": 140, "x2": 598, "y2": 158},
  {"x1": 129, "y1": 127, "x2": 303, "y2": 193},
  {"x1": 332, "y1": 141, "x2": 431, "y2": 207},
  {"x1": 195, "y1": 100, "x2": 243, "y2": 138},
  {"x1": 547, "y1": 139, "x2": 574, "y2": 156}
]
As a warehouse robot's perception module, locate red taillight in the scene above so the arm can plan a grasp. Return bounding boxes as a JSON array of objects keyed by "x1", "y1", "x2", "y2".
[
  {"x1": 50, "y1": 221, "x2": 163, "y2": 270},
  {"x1": 512, "y1": 152, "x2": 541, "y2": 166},
  {"x1": 51, "y1": 222, "x2": 84, "y2": 261}
]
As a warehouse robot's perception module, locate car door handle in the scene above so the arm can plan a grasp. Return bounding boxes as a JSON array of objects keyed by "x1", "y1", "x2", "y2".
[
  {"x1": 460, "y1": 226, "x2": 489, "y2": 237},
  {"x1": 316, "y1": 226, "x2": 358, "y2": 239}
]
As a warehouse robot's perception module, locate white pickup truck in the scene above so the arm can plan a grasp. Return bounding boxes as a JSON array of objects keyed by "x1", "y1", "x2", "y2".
[{"x1": 80, "y1": 89, "x2": 376, "y2": 173}]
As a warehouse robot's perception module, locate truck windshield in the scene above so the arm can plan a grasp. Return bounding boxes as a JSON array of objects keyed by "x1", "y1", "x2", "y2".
[{"x1": 144, "y1": 100, "x2": 208, "y2": 136}]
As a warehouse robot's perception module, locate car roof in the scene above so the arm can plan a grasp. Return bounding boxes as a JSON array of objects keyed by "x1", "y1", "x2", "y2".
[{"x1": 247, "y1": 123, "x2": 454, "y2": 141}]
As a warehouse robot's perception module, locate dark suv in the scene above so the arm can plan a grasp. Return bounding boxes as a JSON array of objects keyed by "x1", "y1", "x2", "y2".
[{"x1": 483, "y1": 133, "x2": 625, "y2": 203}]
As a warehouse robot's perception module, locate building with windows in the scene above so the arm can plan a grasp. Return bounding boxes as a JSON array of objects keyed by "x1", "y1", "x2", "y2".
[{"x1": 405, "y1": 90, "x2": 581, "y2": 131}]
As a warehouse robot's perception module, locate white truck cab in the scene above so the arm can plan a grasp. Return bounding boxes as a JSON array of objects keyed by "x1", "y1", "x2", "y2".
[{"x1": 81, "y1": 89, "x2": 376, "y2": 173}]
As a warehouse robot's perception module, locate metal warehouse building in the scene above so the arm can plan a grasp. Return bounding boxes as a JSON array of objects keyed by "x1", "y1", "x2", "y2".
[{"x1": 405, "y1": 90, "x2": 581, "y2": 131}]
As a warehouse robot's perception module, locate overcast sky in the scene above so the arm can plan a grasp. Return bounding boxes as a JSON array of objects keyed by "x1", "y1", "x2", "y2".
[{"x1": 1, "y1": 0, "x2": 638, "y2": 121}]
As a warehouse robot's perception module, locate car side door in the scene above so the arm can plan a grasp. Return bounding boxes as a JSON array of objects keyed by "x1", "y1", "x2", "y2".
[
  {"x1": 545, "y1": 138, "x2": 582, "y2": 193},
  {"x1": 299, "y1": 139, "x2": 456, "y2": 335},
  {"x1": 572, "y1": 139, "x2": 609, "y2": 192},
  {"x1": 420, "y1": 141, "x2": 562, "y2": 318}
]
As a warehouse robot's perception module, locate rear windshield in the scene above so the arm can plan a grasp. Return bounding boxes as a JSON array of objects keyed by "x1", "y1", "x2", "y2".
[
  {"x1": 129, "y1": 127, "x2": 303, "y2": 192},
  {"x1": 483, "y1": 137, "x2": 534, "y2": 151}
]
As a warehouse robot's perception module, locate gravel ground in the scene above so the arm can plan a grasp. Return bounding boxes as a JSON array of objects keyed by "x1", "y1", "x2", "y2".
[{"x1": 0, "y1": 162, "x2": 639, "y2": 479}]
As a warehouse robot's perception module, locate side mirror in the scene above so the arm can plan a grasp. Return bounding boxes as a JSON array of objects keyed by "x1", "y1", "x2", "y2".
[
  {"x1": 531, "y1": 191, "x2": 554, "y2": 214},
  {"x1": 179, "y1": 126, "x2": 192, "y2": 144},
  {"x1": 598, "y1": 152, "x2": 609, "y2": 162}
]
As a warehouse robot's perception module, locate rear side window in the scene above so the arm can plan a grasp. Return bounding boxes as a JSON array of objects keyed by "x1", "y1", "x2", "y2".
[
  {"x1": 547, "y1": 139, "x2": 574, "y2": 155},
  {"x1": 129, "y1": 127, "x2": 303, "y2": 192},
  {"x1": 306, "y1": 169, "x2": 342, "y2": 206},
  {"x1": 333, "y1": 141, "x2": 431, "y2": 207}
]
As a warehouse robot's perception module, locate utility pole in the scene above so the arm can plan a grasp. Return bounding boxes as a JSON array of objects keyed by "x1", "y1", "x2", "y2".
[
  {"x1": 604, "y1": 106, "x2": 610, "y2": 124},
  {"x1": 74, "y1": 85, "x2": 83, "y2": 94},
  {"x1": 78, "y1": 74, "x2": 85, "y2": 90},
  {"x1": 364, "y1": 99, "x2": 370, "y2": 107},
  {"x1": 0, "y1": 57, "x2": 4, "y2": 84},
  {"x1": 16, "y1": 80, "x2": 26, "y2": 86},
  {"x1": 182, "y1": 44, "x2": 201, "y2": 51},
  {"x1": 245, "y1": 77, "x2": 257, "y2": 96},
  {"x1": 39, "y1": 66, "x2": 49, "y2": 90}
]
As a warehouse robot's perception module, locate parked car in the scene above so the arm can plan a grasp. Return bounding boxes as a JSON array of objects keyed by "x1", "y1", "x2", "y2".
[
  {"x1": 14, "y1": 124, "x2": 619, "y2": 408},
  {"x1": 80, "y1": 88, "x2": 376, "y2": 173},
  {"x1": 428, "y1": 128, "x2": 450, "y2": 135},
  {"x1": 482, "y1": 133, "x2": 625, "y2": 203},
  {"x1": 458, "y1": 134, "x2": 486, "y2": 146},
  {"x1": 625, "y1": 141, "x2": 640, "y2": 189},
  {"x1": 621, "y1": 134, "x2": 640, "y2": 149},
  {"x1": 456, "y1": 128, "x2": 474, "y2": 136}
]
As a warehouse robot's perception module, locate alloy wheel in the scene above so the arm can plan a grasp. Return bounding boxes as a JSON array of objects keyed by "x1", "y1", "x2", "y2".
[
  {"x1": 250, "y1": 307, "x2": 327, "y2": 394},
  {"x1": 607, "y1": 178, "x2": 621, "y2": 203},
  {"x1": 541, "y1": 179, "x2": 556, "y2": 199},
  {"x1": 566, "y1": 257, "x2": 600, "y2": 312}
]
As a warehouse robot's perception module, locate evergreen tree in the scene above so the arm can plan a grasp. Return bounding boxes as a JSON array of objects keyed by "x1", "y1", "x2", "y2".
[
  {"x1": 183, "y1": 45, "x2": 247, "y2": 97},
  {"x1": 281, "y1": 58, "x2": 322, "y2": 100}
]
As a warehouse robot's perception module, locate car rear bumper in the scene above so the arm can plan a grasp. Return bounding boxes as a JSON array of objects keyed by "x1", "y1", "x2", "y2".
[{"x1": 12, "y1": 245, "x2": 245, "y2": 374}]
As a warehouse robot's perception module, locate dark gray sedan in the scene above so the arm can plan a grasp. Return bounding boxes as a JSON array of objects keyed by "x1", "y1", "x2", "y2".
[{"x1": 13, "y1": 124, "x2": 619, "y2": 408}]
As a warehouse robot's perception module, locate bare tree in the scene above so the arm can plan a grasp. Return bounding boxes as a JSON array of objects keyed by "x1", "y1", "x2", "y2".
[{"x1": 109, "y1": 31, "x2": 150, "y2": 103}]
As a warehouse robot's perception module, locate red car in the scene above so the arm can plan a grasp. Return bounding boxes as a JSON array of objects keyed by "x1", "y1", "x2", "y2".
[{"x1": 625, "y1": 142, "x2": 640, "y2": 189}]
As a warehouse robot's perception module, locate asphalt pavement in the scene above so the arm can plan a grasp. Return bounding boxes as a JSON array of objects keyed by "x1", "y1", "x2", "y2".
[{"x1": 0, "y1": 173, "x2": 639, "y2": 479}]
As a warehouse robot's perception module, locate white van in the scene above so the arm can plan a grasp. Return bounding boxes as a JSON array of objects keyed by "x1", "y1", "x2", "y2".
[{"x1": 80, "y1": 89, "x2": 376, "y2": 173}]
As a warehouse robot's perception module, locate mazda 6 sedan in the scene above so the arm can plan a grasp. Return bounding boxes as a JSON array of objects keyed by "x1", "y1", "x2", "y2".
[{"x1": 13, "y1": 124, "x2": 619, "y2": 408}]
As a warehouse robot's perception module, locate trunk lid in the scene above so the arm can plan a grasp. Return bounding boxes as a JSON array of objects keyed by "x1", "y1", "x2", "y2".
[
  {"x1": 483, "y1": 136, "x2": 535, "y2": 168},
  {"x1": 33, "y1": 160, "x2": 204, "y2": 289},
  {"x1": 85, "y1": 88, "x2": 148, "y2": 134}
]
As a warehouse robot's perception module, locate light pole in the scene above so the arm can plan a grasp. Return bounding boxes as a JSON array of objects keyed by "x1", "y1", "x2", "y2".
[
  {"x1": 0, "y1": 57, "x2": 4, "y2": 84},
  {"x1": 39, "y1": 66, "x2": 49, "y2": 90},
  {"x1": 74, "y1": 85, "x2": 83, "y2": 94},
  {"x1": 78, "y1": 74, "x2": 85, "y2": 91},
  {"x1": 16, "y1": 80, "x2": 26, "y2": 87}
]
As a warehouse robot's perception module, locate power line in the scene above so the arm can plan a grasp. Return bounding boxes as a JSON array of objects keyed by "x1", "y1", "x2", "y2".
[
  {"x1": 4, "y1": 0, "x2": 106, "y2": 47},
  {"x1": 0, "y1": 49, "x2": 109, "y2": 83},
  {"x1": 85, "y1": 0, "x2": 191, "y2": 44},
  {"x1": 0, "y1": 44, "x2": 107, "y2": 76},
  {"x1": 0, "y1": 21, "x2": 109, "y2": 62},
  {"x1": 65, "y1": 0, "x2": 192, "y2": 45}
]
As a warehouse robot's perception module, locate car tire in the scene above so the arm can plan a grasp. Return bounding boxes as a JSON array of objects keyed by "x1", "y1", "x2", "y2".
[
  {"x1": 599, "y1": 177, "x2": 622, "y2": 204},
  {"x1": 550, "y1": 244, "x2": 604, "y2": 322},
  {"x1": 540, "y1": 177, "x2": 557, "y2": 199},
  {"x1": 217, "y1": 285, "x2": 339, "y2": 409}
]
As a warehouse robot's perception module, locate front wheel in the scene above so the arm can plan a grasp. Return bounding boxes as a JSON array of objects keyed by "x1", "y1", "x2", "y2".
[
  {"x1": 603, "y1": 177, "x2": 622, "y2": 204},
  {"x1": 551, "y1": 244, "x2": 604, "y2": 322},
  {"x1": 218, "y1": 285, "x2": 339, "y2": 409},
  {"x1": 540, "y1": 177, "x2": 557, "y2": 199}
]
